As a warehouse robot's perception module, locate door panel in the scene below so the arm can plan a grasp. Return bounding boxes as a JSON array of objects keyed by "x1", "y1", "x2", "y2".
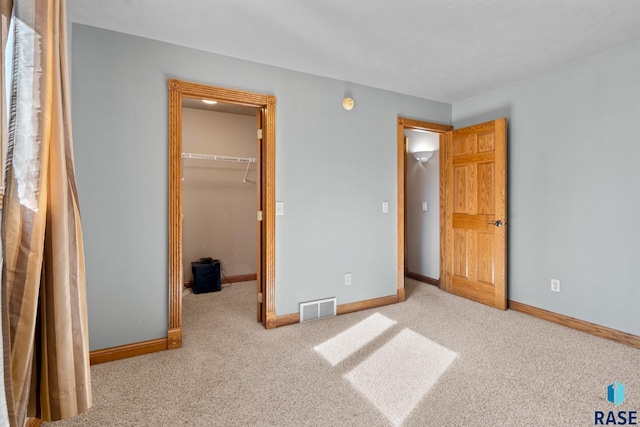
[
  {"x1": 444, "y1": 119, "x2": 507, "y2": 310},
  {"x1": 478, "y1": 163, "x2": 494, "y2": 214},
  {"x1": 453, "y1": 229, "x2": 468, "y2": 278},
  {"x1": 453, "y1": 166, "x2": 468, "y2": 212},
  {"x1": 477, "y1": 232, "x2": 495, "y2": 283}
]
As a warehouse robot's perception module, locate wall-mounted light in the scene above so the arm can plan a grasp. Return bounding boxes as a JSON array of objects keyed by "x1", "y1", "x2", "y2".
[
  {"x1": 202, "y1": 99, "x2": 218, "y2": 105},
  {"x1": 413, "y1": 151, "x2": 433, "y2": 163},
  {"x1": 342, "y1": 97, "x2": 355, "y2": 111}
]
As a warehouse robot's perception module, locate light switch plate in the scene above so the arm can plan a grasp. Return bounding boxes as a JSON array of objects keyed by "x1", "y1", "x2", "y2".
[
  {"x1": 422, "y1": 202, "x2": 428, "y2": 211},
  {"x1": 345, "y1": 273, "x2": 352, "y2": 286},
  {"x1": 275, "y1": 202, "x2": 284, "y2": 216},
  {"x1": 382, "y1": 201, "x2": 389, "y2": 214}
]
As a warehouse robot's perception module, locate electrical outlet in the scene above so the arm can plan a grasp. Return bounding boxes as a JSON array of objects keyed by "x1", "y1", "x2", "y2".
[
  {"x1": 551, "y1": 279, "x2": 560, "y2": 293},
  {"x1": 345, "y1": 273, "x2": 352, "y2": 286}
]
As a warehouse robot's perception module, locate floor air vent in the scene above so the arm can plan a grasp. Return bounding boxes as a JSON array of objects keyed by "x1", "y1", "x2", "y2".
[{"x1": 299, "y1": 297, "x2": 337, "y2": 323}]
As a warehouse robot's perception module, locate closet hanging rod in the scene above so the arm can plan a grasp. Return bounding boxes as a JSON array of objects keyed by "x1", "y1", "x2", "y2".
[{"x1": 182, "y1": 152, "x2": 256, "y2": 163}]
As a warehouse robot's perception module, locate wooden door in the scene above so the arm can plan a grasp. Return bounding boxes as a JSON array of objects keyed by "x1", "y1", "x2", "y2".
[
  {"x1": 443, "y1": 119, "x2": 507, "y2": 309},
  {"x1": 256, "y1": 109, "x2": 264, "y2": 323}
]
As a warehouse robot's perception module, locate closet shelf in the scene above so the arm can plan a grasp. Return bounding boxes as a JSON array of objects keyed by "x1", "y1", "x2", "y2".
[{"x1": 182, "y1": 152, "x2": 256, "y2": 163}]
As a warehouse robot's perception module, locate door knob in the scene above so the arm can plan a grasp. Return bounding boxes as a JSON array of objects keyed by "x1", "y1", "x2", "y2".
[{"x1": 489, "y1": 220, "x2": 504, "y2": 227}]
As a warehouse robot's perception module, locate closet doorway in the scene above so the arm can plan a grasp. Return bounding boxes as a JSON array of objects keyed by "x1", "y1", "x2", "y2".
[
  {"x1": 181, "y1": 99, "x2": 257, "y2": 292},
  {"x1": 168, "y1": 79, "x2": 276, "y2": 350}
]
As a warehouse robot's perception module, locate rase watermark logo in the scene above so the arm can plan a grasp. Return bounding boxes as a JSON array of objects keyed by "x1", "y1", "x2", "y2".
[
  {"x1": 595, "y1": 381, "x2": 637, "y2": 425},
  {"x1": 609, "y1": 381, "x2": 626, "y2": 407}
]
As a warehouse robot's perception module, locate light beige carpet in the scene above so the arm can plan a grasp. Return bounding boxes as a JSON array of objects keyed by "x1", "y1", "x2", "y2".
[{"x1": 44, "y1": 279, "x2": 639, "y2": 426}]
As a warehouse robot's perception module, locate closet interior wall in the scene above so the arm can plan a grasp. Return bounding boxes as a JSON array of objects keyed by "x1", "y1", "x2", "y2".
[{"x1": 182, "y1": 107, "x2": 257, "y2": 284}]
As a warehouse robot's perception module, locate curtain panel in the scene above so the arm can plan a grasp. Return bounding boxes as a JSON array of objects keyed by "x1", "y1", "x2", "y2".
[
  {"x1": 1, "y1": 0, "x2": 92, "y2": 425},
  {"x1": 2, "y1": 2, "x2": 17, "y2": 425},
  {"x1": 1, "y1": 0, "x2": 12, "y2": 204}
]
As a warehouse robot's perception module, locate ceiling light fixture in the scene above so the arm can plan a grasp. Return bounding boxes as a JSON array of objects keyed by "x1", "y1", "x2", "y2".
[
  {"x1": 413, "y1": 151, "x2": 433, "y2": 163},
  {"x1": 202, "y1": 99, "x2": 217, "y2": 105},
  {"x1": 342, "y1": 97, "x2": 355, "y2": 111}
]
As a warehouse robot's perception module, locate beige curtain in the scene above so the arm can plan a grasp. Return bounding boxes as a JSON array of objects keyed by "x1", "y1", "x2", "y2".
[
  {"x1": 1, "y1": 0, "x2": 92, "y2": 425},
  {"x1": 2, "y1": 2, "x2": 16, "y2": 426},
  {"x1": 1, "y1": 0, "x2": 11, "y2": 202}
]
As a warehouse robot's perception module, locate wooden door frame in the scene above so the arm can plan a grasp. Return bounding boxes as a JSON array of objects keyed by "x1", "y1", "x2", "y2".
[
  {"x1": 168, "y1": 79, "x2": 277, "y2": 349},
  {"x1": 396, "y1": 118, "x2": 452, "y2": 301}
]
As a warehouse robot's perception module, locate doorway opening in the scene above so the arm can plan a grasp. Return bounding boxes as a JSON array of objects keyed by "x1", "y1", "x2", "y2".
[
  {"x1": 396, "y1": 118, "x2": 452, "y2": 301},
  {"x1": 168, "y1": 79, "x2": 277, "y2": 349},
  {"x1": 405, "y1": 128, "x2": 441, "y2": 286},
  {"x1": 181, "y1": 99, "x2": 258, "y2": 299}
]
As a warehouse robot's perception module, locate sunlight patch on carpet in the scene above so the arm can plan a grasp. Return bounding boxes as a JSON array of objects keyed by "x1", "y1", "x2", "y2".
[
  {"x1": 314, "y1": 312, "x2": 396, "y2": 366},
  {"x1": 344, "y1": 328, "x2": 458, "y2": 426}
]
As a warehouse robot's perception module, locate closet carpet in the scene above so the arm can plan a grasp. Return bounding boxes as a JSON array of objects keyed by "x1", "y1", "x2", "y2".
[{"x1": 43, "y1": 279, "x2": 639, "y2": 426}]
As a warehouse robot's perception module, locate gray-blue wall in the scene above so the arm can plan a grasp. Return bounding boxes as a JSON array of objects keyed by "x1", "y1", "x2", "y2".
[
  {"x1": 73, "y1": 23, "x2": 640, "y2": 351},
  {"x1": 453, "y1": 39, "x2": 640, "y2": 336},
  {"x1": 71, "y1": 25, "x2": 451, "y2": 350}
]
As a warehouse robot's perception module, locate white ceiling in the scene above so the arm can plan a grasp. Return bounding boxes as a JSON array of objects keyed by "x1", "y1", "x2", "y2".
[{"x1": 68, "y1": 0, "x2": 640, "y2": 103}]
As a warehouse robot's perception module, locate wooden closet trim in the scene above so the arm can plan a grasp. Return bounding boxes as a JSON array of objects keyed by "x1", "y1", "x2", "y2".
[{"x1": 168, "y1": 79, "x2": 277, "y2": 349}]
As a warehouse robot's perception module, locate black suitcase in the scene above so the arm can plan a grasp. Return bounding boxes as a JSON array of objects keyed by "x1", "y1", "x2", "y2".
[{"x1": 191, "y1": 258, "x2": 221, "y2": 294}]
